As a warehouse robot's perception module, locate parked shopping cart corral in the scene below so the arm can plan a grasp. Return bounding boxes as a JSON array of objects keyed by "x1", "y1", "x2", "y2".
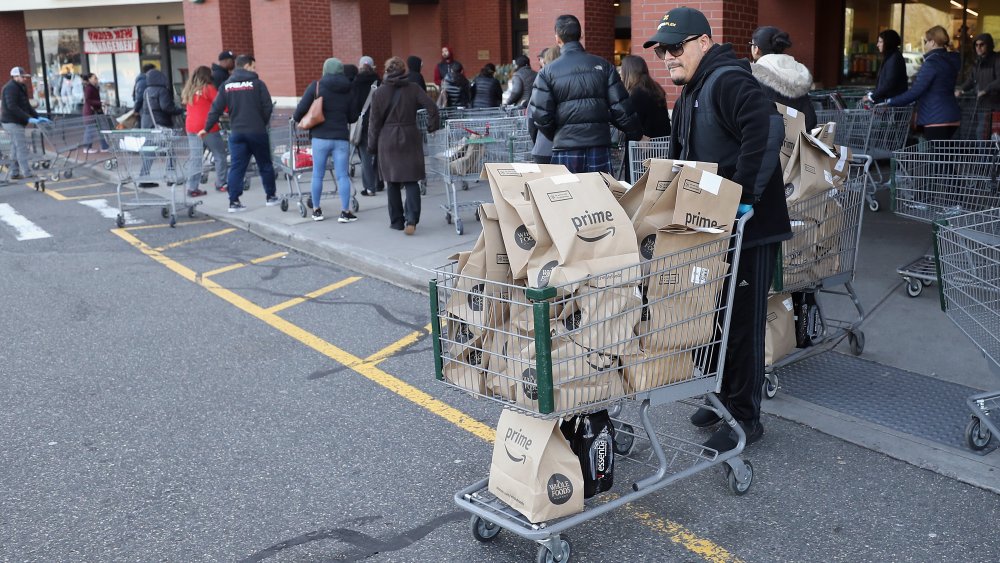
[
  {"x1": 626, "y1": 137, "x2": 670, "y2": 185},
  {"x1": 815, "y1": 105, "x2": 912, "y2": 211},
  {"x1": 764, "y1": 155, "x2": 872, "y2": 398},
  {"x1": 933, "y1": 208, "x2": 1000, "y2": 451},
  {"x1": 957, "y1": 94, "x2": 999, "y2": 141},
  {"x1": 430, "y1": 213, "x2": 756, "y2": 562},
  {"x1": 36, "y1": 114, "x2": 117, "y2": 182},
  {"x1": 427, "y1": 116, "x2": 527, "y2": 235},
  {"x1": 892, "y1": 139, "x2": 1000, "y2": 297},
  {"x1": 269, "y1": 119, "x2": 358, "y2": 217},
  {"x1": 102, "y1": 129, "x2": 203, "y2": 228}
]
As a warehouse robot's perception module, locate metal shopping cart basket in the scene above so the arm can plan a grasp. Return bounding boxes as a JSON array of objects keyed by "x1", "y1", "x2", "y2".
[
  {"x1": 429, "y1": 213, "x2": 756, "y2": 562},
  {"x1": 957, "y1": 94, "x2": 998, "y2": 141},
  {"x1": 37, "y1": 114, "x2": 117, "y2": 181},
  {"x1": 427, "y1": 116, "x2": 527, "y2": 235},
  {"x1": 932, "y1": 208, "x2": 1000, "y2": 451},
  {"x1": 892, "y1": 139, "x2": 1000, "y2": 297},
  {"x1": 269, "y1": 119, "x2": 358, "y2": 217},
  {"x1": 815, "y1": 105, "x2": 912, "y2": 212},
  {"x1": 101, "y1": 129, "x2": 202, "y2": 228},
  {"x1": 764, "y1": 155, "x2": 872, "y2": 398},
  {"x1": 626, "y1": 137, "x2": 671, "y2": 185}
]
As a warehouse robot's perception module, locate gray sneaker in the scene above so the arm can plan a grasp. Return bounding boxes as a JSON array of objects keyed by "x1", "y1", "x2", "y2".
[
  {"x1": 228, "y1": 200, "x2": 246, "y2": 213},
  {"x1": 265, "y1": 196, "x2": 281, "y2": 207}
]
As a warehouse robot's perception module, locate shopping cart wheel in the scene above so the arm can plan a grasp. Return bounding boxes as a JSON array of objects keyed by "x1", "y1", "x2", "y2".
[
  {"x1": 461, "y1": 180, "x2": 469, "y2": 191},
  {"x1": 725, "y1": 460, "x2": 754, "y2": 496},
  {"x1": 298, "y1": 200, "x2": 307, "y2": 218},
  {"x1": 64, "y1": 169, "x2": 73, "y2": 179},
  {"x1": 613, "y1": 423, "x2": 635, "y2": 455},
  {"x1": 456, "y1": 218, "x2": 464, "y2": 235},
  {"x1": 280, "y1": 198, "x2": 289, "y2": 212},
  {"x1": 160, "y1": 207, "x2": 169, "y2": 219},
  {"x1": 31, "y1": 162, "x2": 39, "y2": 170},
  {"x1": 169, "y1": 214, "x2": 176, "y2": 228},
  {"x1": 445, "y1": 212, "x2": 452, "y2": 225},
  {"x1": 42, "y1": 160, "x2": 50, "y2": 169},
  {"x1": 920, "y1": 279, "x2": 933, "y2": 287},
  {"x1": 474, "y1": 209, "x2": 480, "y2": 222},
  {"x1": 306, "y1": 197, "x2": 313, "y2": 209},
  {"x1": 351, "y1": 196, "x2": 359, "y2": 213},
  {"x1": 868, "y1": 199, "x2": 880, "y2": 212},
  {"x1": 848, "y1": 331, "x2": 865, "y2": 356},
  {"x1": 50, "y1": 172, "x2": 60, "y2": 182},
  {"x1": 187, "y1": 206, "x2": 196, "y2": 218},
  {"x1": 349, "y1": 162, "x2": 356, "y2": 177},
  {"x1": 200, "y1": 172, "x2": 209, "y2": 185},
  {"x1": 763, "y1": 373, "x2": 778, "y2": 399},
  {"x1": 966, "y1": 417, "x2": 992, "y2": 451},
  {"x1": 115, "y1": 214, "x2": 125, "y2": 229},
  {"x1": 104, "y1": 160, "x2": 113, "y2": 171},
  {"x1": 469, "y1": 515, "x2": 501, "y2": 543},
  {"x1": 419, "y1": 180, "x2": 427, "y2": 196},
  {"x1": 905, "y1": 280, "x2": 922, "y2": 298},
  {"x1": 536, "y1": 536, "x2": 571, "y2": 563}
]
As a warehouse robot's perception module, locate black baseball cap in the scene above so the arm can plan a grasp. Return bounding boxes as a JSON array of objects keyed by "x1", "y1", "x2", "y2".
[
  {"x1": 218, "y1": 50, "x2": 234, "y2": 61},
  {"x1": 643, "y1": 7, "x2": 712, "y2": 49}
]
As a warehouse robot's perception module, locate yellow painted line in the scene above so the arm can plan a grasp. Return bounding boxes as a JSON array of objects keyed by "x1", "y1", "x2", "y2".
[
  {"x1": 37, "y1": 186, "x2": 68, "y2": 201},
  {"x1": 200, "y1": 251, "x2": 288, "y2": 279},
  {"x1": 265, "y1": 276, "x2": 362, "y2": 313},
  {"x1": 110, "y1": 227, "x2": 494, "y2": 442},
  {"x1": 153, "y1": 228, "x2": 236, "y2": 251},
  {"x1": 59, "y1": 192, "x2": 121, "y2": 201},
  {"x1": 365, "y1": 323, "x2": 433, "y2": 365},
  {"x1": 124, "y1": 219, "x2": 217, "y2": 231},
  {"x1": 51, "y1": 182, "x2": 104, "y2": 192},
  {"x1": 624, "y1": 504, "x2": 744, "y2": 563},
  {"x1": 110, "y1": 229, "x2": 741, "y2": 563}
]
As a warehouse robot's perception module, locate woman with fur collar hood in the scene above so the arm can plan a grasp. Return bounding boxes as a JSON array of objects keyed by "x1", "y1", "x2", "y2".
[{"x1": 749, "y1": 26, "x2": 817, "y2": 129}]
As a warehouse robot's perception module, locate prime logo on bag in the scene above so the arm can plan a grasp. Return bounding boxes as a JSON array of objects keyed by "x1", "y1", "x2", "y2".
[{"x1": 547, "y1": 473, "x2": 574, "y2": 505}]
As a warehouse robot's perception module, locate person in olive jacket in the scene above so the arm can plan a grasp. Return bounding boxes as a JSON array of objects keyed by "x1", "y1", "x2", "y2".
[
  {"x1": 529, "y1": 14, "x2": 641, "y2": 173},
  {"x1": 367, "y1": 57, "x2": 439, "y2": 235}
]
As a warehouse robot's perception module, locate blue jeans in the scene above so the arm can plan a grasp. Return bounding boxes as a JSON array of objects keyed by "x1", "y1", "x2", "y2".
[
  {"x1": 311, "y1": 137, "x2": 351, "y2": 211},
  {"x1": 227, "y1": 131, "x2": 276, "y2": 203}
]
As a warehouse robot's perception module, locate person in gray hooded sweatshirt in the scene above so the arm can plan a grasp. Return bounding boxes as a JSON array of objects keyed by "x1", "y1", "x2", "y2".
[{"x1": 749, "y1": 26, "x2": 817, "y2": 130}]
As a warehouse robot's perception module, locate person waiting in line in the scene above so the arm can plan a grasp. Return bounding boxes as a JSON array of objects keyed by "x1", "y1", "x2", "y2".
[
  {"x1": 343, "y1": 64, "x2": 359, "y2": 83},
  {"x1": 211, "y1": 51, "x2": 235, "y2": 89},
  {"x1": 884, "y1": 26, "x2": 961, "y2": 141},
  {"x1": 749, "y1": 26, "x2": 817, "y2": 130},
  {"x1": 433, "y1": 45, "x2": 454, "y2": 87},
  {"x1": 293, "y1": 58, "x2": 359, "y2": 223},
  {"x1": 132, "y1": 63, "x2": 156, "y2": 117},
  {"x1": 352, "y1": 56, "x2": 381, "y2": 197},
  {"x1": 470, "y1": 63, "x2": 502, "y2": 108},
  {"x1": 440, "y1": 61, "x2": 471, "y2": 109},
  {"x1": 81, "y1": 73, "x2": 109, "y2": 154},
  {"x1": 1, "y1": 67, "x2": 47, "y2": 181},
  {"x1": 504, "y1": 54, "x2": 536, "y2": 108},
  {"x1": 955, "y1": 33, "x2": 1000, "y2": 138},
  {"x1": 182, "y1": 66, "x2": 228, "y2": 197},
  {"x1": 865, "y1": 30, "x2": 908, "y2": 105},
  {"x1": 368, "y1": 56, "x2": 440, "y2": 235},
  {"x1": 406, "y1": 56, "x2": 427, "y2": 92},
  {"x1": 529, "y1": 46, "x2": 560, "y2": 164},
  {"x1": 619, "y1": 55, "x2": 671, "y2": 180},
  {"x1": 138, "y1": 68, "x2": 184, "y2": 187}
]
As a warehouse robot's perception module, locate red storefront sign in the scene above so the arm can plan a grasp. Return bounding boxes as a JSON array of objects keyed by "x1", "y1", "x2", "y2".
[{"x1": 83, "y1": 27, "x2": 139, "y2": 54}]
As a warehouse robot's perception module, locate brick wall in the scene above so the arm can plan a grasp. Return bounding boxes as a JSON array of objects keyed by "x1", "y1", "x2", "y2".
[
  {"x1": 404, "y1": 3, "x2": 442, "y2": 85},
  {"x1": 528, "y1": 1, "x2": 614, "y2": 63},
  {"x1": 0, "y1": 12, "x2": 30, "y2": 82},
  {"x1": 758, "y1": 0, "x2": 816, "y2": 76},
  {"x1": 183, "y1": 0, "x2": 253, "y2": 72},
  {"x1": 250, "y1": 0, "x2": 333, "y2": 97},
  {"x1": 358, "y1": 0, "x2": 392, "y2": 71}
]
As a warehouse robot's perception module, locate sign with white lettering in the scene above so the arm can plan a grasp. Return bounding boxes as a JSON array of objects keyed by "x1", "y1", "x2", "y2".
[{"x1": 83, "y1": 27, "x2": 139, "y2": 54}]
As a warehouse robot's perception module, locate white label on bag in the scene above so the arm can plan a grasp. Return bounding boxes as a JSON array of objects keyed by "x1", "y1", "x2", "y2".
[
  {"x1": 785, "y1": 107, "x2": 799, "y2": 117},
  {"x1": 674, "y1": 160, "x2": 698, "y2": 167},
  {"x1": 512, "y1": 162, "x2": 540, "y2": 173},
  {"x1": 699, "y1": 172, "x2": 722, "y2": 195},
  {"x1": 551, "y1": 174, "x2": 580, "y2": 185},
  {"x1": 690, "y1": 266, "x2": 710, "y2": 285},
  {"x1": 783, "y1": 298, "x2": 794, "y2": 311},
  {"x1": 834, "y1": 146, "x2": 848, "y2": 172},
  {"x1": 823, "y1": 169, "x2": 834, "y2": 185}
]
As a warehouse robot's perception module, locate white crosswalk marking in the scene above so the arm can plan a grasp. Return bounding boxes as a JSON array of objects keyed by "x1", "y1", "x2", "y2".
[
  {"x1": 0, "y1": 203, "x2": 52, "y2": 241},
  {"x1": 78, "y1": 199, "x2": 143, "y2": 225}
]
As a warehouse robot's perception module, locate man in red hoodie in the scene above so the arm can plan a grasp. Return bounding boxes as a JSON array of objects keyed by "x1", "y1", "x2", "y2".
[{"x1": 433, "y1": 46, "x2": 453, "y2": 87}]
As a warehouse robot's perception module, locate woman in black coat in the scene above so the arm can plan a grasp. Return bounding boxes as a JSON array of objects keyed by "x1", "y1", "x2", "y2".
[
  {"x1": 866, "y1": 29, "x2": 908, "y2": 104},
  {"x1": 620, "y1": 55, "x2": 670, "y2": 138},
  {"x1": 140, "y1": 69, "x2": 183, "y2": 129},
  {"x1": 470, "y1": 63, "x2": 502, "y2": 108}
]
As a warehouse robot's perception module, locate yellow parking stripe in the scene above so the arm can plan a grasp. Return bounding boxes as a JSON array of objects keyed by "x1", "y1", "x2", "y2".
[
  {"x1": 60, "y1": 192, "x2": 121, "y2": 201},
  {"x1": 365, "y1": 323, "x2": 433, "y2": 365},
  {"x1": 200, "y1": 251, "x2": 288, "y2": 279},
  {"x1": 154, "y1": 228, "x2": 236, "y2": 251},
  {"x1": 265, "y1": 276, "x2": 362, "y2": 313},
  {"x1": 51, "y1": 182, "x2": 104, "y2": 192},
  {"x1": 624, "y1": 504, "x2": 744, "y2": 563},
  {"x1": 124, "y1": 219, "x2": 217, "y2": 231},
  {"x1": 110, "y1": 228, "x2": 494, "y2": 442}
]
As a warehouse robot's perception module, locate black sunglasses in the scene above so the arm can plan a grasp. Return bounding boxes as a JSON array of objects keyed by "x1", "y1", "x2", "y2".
[
  {"x1": 654, "y1": 35, "x2": 701, "y2": 59},
  {"x1": 976, "y1": 42, "x2": 987, "y2": 47}
]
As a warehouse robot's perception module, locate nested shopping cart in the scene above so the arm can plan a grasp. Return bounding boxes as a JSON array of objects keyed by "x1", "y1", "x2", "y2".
[
  {"x1": 764, "y1": 155, "x2": 872, "y2": 398},
  {"x1": 37, "y1": 114, "x2": 117, "y2": 181},
  {"x1": 269, "y1": 118, "x2": 358, "y2": 218},
  {"x1": 892, "y1": 139, "x2": 1000, "y2": 298},
  {"x1": 933, "y1": 208, "x2": 1000, "y2": 451},
  {"x1": 626, "y1": 136, "x2": 671, "y2": 185},
  {"x1": 957, "y1": 93, "x2": 998, "y2": 141},
  {"x1": 430, "y1": 214, "x2": 756, "y2": 563},
  {"x1": 427, "y1": 116, "x2": 527, "y2": 235},
  {"x1": 102, "y1": 129, "x2": 202, "y2": 228},
  {"x1": 815, "y1": 105, "x2": 912, "y2": 212}
]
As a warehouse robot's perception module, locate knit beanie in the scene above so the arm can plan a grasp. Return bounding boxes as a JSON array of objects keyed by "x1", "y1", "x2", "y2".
[{"x1": 323, "y1": 57, "x2": 344, "y2": 76}]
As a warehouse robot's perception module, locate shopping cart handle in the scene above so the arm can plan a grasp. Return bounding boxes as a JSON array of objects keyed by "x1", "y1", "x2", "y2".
[{"x1": 735, "y1": 207, "x2": 753, "y2": 233}]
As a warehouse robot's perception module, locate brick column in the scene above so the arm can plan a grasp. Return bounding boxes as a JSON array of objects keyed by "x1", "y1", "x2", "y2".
[
  {"x1": 330, "y1": 0, "x2": 391, "y2": 72},
  {"x1": 0, "y1": 12, "x2": 30, "y2": 79},
  {"x1": 632, "y1": 0, "x2": 759, "y2": 103},
  {"x1": 250, "y1": 0, "x2": 332, "y2": 98},
  {"x1": 183, "y1": 0, "x2": 253, "y2": 71},
  {"x1": 528, "y1": 0, "x2": 615, "y2": 62},
  {"x1": 758, "y1": 0, "x2": 817, "y2": 76}
]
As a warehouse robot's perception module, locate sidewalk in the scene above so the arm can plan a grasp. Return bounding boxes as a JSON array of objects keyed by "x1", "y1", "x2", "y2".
[{"x1": 93, "y1": 164, "x2": 1000, "y2": 493}]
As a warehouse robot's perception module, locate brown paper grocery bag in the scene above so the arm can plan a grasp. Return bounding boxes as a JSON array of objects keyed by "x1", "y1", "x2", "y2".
[
  {"x1": 489, "y1": 408, "x2": 584, "y2": 523},
  {"x1": 764, "y1": 293, "x2": 796, "y2": 366},
  {"x1": 628, "y1": 160, "x2": 720, "y2": 260},
  {"x1": 482, "y1": 163, "x2": 570, "y2": 279},
  {"x1": 621, "y1": 349, "x2": 695, "y2": 393},
  {"x1": 784, "y1": 133, "x2": 852, "y2": 204},
  {"x1": 811, "y1": 121, "x2": 837, "y2": 147},
  {"x1": 558, "y1": 282, "x2": 643, "y2": 356},
  {"x1": 512, "y1": 337, "x2": 627, "y2": 414},
  {"x1": 524, "y1": 173, "x2": 640, "y2": 289},
  {"x1": 776, "y1": 103, "x2": 807, "y2": 172}
]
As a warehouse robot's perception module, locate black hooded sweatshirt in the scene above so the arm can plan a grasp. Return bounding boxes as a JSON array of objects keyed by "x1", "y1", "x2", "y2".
[
  {"x1": 140, "y1": 69, "x2": 183, "y2": 129},
  {"x1": 205, "y1": 67, "x2": 273, "y2": 134},
  {"x1": 406, "y1": 56, "x2": 426, "y2": 92},
  {"x1": 669, "y1": 43, "x2": 790, "y2": 248}
]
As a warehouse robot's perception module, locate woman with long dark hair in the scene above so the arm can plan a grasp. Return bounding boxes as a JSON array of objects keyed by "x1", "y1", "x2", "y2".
[
  {"x1": 620, "y1": 55, "x2": 671, "y2": 139},
  {"x1": 81, "y1": 73, "x2": 109, "y2": 154},
  {"x1": 183, "y1": 65, "x2": 228, "y2": 196},
  {"x1": 866, "y1": 29, "x2": 908, "y2": 104}
]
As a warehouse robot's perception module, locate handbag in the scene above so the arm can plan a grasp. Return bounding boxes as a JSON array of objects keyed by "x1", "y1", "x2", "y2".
[
  {"x1": 116, "y1": 108, "x2": 139, "y2": 130},
  {"x1": 298, "y1": 81, "x2": 325, "y2": 130},
  {"x1": 349, "y1": 83, "x2": 376, "y2": 146}
]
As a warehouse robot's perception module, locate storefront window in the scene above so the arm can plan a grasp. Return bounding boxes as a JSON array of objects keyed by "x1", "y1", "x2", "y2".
[
  {"x1": 39, "y1": 29, "x2": 83, "y2": 114},
  {"x1": 116, "y1": 52, "x2": 140, "y2": 107},
  {"x1": 168, "y1": 25, "x2": 188, "y2": 97},
  {"x1": 140, "y1": 26, "x2": 162, "y2": 71},
  {"x1": 26, "y1": 31, "x2": 47, "y2": 114},
  {"x1": 87, "y1": 53, "x2": 117, "y2": 107}
]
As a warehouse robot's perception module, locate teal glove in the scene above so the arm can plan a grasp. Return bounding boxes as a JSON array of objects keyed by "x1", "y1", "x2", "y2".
[
  {"x1": 27, "y1": 117, "x2": 39, "y2": 124},
  {"x1": 736, "y1": 203, "x2": 752, "y2": 218}
]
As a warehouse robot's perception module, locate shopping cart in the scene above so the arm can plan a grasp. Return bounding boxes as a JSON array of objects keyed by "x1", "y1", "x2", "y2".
[
  {"x1": 101, "y1": 129, "x2": 202, "y2": 228},
  {"x1": 933, "y1": 208, "x2": 1000, "y2": 451},
  {"x1": 626, "y1": 137, "x2": 671, "y2": 185},
  {"x1": 269, "y1": 119, "x2": 359, "y2": 217},
  {"x1": 427, "y1": 116, "x2": 527, "y2": 235},
  {"x1": 430, "y1": 214, "x2": 756, "y2": 562},
  {"x1": 957, "y1": 94, "x2": 997, "y2": 141},
  {"x1": 809, "y1": 88, "x2": 869, "y2": 112},
  {"x1": 892, "y1": 139, "x2": 1000, "y2": 297},
  {"x1": 815, "y1": 105, "x2": 913, "y2": 211},
  {"x1": 36, "y1": 114, "x2": 117, "y2": 181},
  {"x1": 763, "y1": 155, "x2": 873, "y2": 397}
]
